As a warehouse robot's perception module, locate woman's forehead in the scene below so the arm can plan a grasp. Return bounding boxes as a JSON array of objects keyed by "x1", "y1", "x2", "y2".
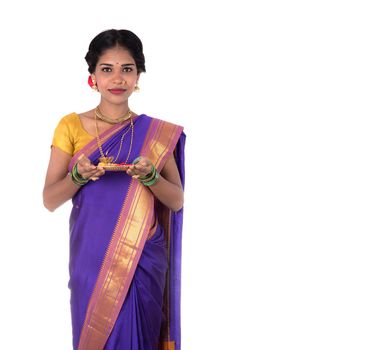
[{"x1": 99, "y1": 47, "x2": 135, "y2": 63}]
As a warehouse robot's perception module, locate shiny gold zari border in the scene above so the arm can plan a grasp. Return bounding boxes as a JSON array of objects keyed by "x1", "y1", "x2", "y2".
[
  {"x1": 147, "y1": 120, "x2": 182, "y2": 170},
  {"x1": 77, "y1": 181, "x2": 154, "y2": 350}
]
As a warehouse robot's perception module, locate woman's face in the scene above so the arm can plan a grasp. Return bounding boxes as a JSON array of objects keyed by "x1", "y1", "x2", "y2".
[{"x1": 93, "y1": 46, "x2": 139, "y2": 104}]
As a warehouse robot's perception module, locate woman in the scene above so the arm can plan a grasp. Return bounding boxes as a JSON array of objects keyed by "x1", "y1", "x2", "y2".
[{"x1": 43, "y1": 29, "x2": 185, "y2": 350}]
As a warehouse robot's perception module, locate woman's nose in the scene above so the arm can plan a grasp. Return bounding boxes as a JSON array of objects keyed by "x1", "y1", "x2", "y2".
[{"x1": 112, "y1": 70, "x2": 125, "y2": 83}]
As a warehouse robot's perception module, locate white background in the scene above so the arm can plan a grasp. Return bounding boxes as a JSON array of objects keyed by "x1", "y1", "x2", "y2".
[{"x1": 1, "y1": 1, "x2": 387, "y2": 349}]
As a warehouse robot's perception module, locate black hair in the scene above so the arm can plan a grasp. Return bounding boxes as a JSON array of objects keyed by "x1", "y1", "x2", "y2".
[{"x1": 85, "y1": 29, "x2": 146, "y2": 74}]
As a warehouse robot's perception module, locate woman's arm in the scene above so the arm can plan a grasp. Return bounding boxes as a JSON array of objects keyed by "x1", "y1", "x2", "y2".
[
  {"x1": 43, "y1": 147, "x2": 79, "y2": 212},
  {"x1": 126, "y1": 154, "x2": 184, "y2": 212},
  {"x1": 43, "y1": 147, "x2": 105, "y2": 212},
  {"x1": 149, "y1": 154, "x2": 184, "y2": 211}
]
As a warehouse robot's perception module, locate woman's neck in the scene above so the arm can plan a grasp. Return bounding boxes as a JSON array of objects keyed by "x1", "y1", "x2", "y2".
[{"x1": 98, "y1": 101, "x2": 130, "y2": 119}]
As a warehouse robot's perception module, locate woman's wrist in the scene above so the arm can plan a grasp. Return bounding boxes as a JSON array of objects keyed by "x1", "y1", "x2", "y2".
[{"x1": 70, "y1": 162, "x2": 89, "y2": 186}]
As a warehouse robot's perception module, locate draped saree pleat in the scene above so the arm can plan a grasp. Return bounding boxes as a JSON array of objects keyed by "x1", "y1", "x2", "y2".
[{"x1": 67, "y1": 115, "x2": 185, "y2": 350}]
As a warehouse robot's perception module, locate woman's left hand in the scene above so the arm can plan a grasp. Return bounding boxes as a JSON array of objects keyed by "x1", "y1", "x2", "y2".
[{"x1": 126, "y1": 156, "x2": 153, "y2": 178}]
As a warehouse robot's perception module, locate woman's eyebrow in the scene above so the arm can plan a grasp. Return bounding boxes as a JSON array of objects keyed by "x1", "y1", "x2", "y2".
[{"x1": 99, "y1": 63, "x2": 135, "y2": 66}]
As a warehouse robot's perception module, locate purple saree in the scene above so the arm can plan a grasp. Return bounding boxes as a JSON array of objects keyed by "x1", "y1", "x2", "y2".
[{"x1": 67, "y1": 114, "x2": 185, "y2": 350}]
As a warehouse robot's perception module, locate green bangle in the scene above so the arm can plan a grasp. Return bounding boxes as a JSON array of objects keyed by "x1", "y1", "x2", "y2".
[
  {"x1": 142, "y1": 171, "x2": 160, "y2": 186},
  {"x1": 71, "y1": 174, "x2": 87, "y2": 186},
  {"x1": 132, "y1": 158, "x2": 159, "y2": 186},
  {"x1": 70, "y1": 175, "x2": 85, "y2": 187},
  {"x1": 72, "y1": 166, "x2": 87, "y2": 184},
  {"x1": 138, "y1": 165, "x2": 156, "y2": 182},
  {"x1": 71, "y1": 162, "x2": 89, "y2": 186},
  {"x1": 70, "y1": 176, "x2": 83, "y2": 187},
  {"x1": 133, "y1": 156, "x2": 142, "y2": 165}
]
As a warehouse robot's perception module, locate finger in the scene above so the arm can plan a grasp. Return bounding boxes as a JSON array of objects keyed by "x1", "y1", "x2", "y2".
[
  {"x1": 133, "y1": 156, "x2": 142, "y2": 164},
  {"x1": 79, "y1": 172, "x2": 93, "y2": 179},
  {"x1": 91, "y1": 167, "x2": 105, "y2": 175},
  {"x1": 137, "y1": 159, "x2": 149, "y2": 168},
  {"x1": 79, "y1": 158, "x2": 91, "y2": 166},
  {"x1": 126, "y1": 167, "x2": 141, "y2": 178},
  {"x1": 88, "y1": 168, "x2": 105, "y2": 181},
  {"x1": 79, "y1": 162, "x2": 97, "y2": 172},
  {"x1": 81, "y1": 169, "x2": 100, "y2": 179},
  {"x1": 78, "y1": 155, "x2": 96, "y2": 169},
  {"x1": 126, "y1": 169, "x2": 136, "y2": 177},
  {"x1": 95, "y1": 169, "x2": 105, "y2": 177},
  {"x1": 136, "y1": 164, "x2": 152, "y2": 176},
  {"x1": 77, "y1": 153, "x2": 86, "y2": 162},
  {"x1": 78, "y1": 168, "x2": 93, "y2": 179},
  {"x1": 129, "y1": 164, "x2": 137, "y2": 173},
  {"x1": 134, "y1": 163, "x2": 147, "y2": 173},
  {"x1": 77, "y1": 155, "x2": 90, "y2": 167},
  {"x1": 82, "y1": 159, "x2": 96, "y2": 168}
]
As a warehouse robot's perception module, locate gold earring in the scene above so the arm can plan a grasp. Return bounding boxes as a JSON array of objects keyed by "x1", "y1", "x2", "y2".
[
  {"x1": 134, "y1": 84, "x2": 140, "y2": 92},
  {"x1": 92, "y1": 77, "x2": 98, "y2": 91}
]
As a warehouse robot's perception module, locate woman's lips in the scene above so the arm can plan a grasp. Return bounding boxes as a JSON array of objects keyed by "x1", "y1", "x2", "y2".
[{"x1": 109, "y1": 89, "x2": 126, "y2": 94}]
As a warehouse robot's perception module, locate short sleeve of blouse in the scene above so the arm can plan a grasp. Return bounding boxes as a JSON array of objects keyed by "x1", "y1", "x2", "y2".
[{"x1": 51, "y1": 115, "x2": 74, "y2": 155}]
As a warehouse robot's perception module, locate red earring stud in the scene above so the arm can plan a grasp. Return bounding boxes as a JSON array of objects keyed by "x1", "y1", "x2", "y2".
[
  {"x1": 88, "y1": 75, "x2": 98, "y2": 90},
  {"x1": 88, "y1": 75, "x2": 93, "y2": 87}
]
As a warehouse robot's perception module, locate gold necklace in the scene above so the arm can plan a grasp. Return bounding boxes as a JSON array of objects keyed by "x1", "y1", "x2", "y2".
[
  {"x1": 94, "y1": 110, "x2": 134, "y2": 166},
  {"x1": 95, "y1": 106, "x2": 132, "y2": 124}
]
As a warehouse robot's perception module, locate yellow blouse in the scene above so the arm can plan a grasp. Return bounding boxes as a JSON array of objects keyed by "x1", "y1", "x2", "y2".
[{"x1": 51, "y1": 112, "x2": 95, "y2": 156}]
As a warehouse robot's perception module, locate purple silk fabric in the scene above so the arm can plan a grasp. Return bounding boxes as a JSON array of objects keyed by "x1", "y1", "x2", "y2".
[
  {"x1": 67, "y1": 115, "x2": 185, "y2": 350},
  {"x1": 166, "y1": 131, "x2": 185, "y2": 349}
]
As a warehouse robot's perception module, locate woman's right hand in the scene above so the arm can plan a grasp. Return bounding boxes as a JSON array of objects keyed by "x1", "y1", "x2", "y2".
[{"x1": 76, "y1": 154, "x2": 105, "y2": 181}]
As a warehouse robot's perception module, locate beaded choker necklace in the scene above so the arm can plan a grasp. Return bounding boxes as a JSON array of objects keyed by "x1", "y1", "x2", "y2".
[{"x1": 95, "y1": 106, "x2": 132, "y2": 124}]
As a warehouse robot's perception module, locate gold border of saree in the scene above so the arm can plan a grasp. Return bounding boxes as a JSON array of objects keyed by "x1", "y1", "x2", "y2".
[{"x1": 77, "y1": 118, "x2": 183, "y2": 350}]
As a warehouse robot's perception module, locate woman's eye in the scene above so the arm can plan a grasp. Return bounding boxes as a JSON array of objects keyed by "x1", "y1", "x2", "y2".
[{"x1": 101, "y1": 67, "x2": 132, "y2": 73}]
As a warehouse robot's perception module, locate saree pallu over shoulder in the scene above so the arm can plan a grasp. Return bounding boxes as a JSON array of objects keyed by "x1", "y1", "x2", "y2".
[
  {"x1": 67, "y1": 115, "x2": 184, "y2": 350},
  {"x1": 157, "y1": 127, "x2": 185, "y2": 350}
]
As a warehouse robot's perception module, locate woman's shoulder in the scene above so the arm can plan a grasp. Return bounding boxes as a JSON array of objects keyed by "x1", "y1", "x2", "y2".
[{"x1": 56, "y1": 111, "x2": 80, "y2": 126}]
